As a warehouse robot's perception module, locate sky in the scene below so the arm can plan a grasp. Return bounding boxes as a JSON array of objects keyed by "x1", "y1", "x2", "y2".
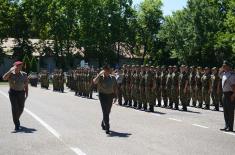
[{"x1": 133, "y1": 0, "x2": 188, "y2": 16}]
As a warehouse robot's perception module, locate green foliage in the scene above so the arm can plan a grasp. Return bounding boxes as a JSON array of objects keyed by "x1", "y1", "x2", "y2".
[{"x1": 0, "y1": 0, "x2": 234, "y2": 67}]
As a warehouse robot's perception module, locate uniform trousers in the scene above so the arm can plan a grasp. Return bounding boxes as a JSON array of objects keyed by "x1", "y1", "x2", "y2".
[
  {"x1": 223, "y1": 92, "x2": 235, "y2": 130},
  {"x1": 99, "y1": 93, "x2": 114, "y2": 130},
  {"x1": 9, "y1": 89, "x2": 26, "y2": 127}
]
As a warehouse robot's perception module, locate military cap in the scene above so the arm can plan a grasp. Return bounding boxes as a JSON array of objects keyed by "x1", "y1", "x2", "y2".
[{"x1": 212, "y1": 67, "x2": 217, "y2": 70}]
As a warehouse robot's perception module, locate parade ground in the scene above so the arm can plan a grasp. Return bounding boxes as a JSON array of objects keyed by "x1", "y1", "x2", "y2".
[{"x1": 0, "y1": 85, "x2": 235, "y2": 155}]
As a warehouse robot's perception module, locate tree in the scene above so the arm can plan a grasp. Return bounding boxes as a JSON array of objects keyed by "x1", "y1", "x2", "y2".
[{"x1": 136, "y1": 0, "x2": 163, "y2": 64}]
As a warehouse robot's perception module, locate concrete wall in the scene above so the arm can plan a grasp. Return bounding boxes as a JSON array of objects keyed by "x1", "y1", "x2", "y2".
[{"x1": 0, "y1": 56, "x2": 142, "y2": 77}]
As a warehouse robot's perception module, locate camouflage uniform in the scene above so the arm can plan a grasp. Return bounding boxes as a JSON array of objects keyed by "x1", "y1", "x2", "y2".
[
  {"x1": 179, "y1": 65, "x2": 189, "y2": 111},
  {"x1": 210, "y1": 67, "x2": 220, "y2": 111},
  {"x1": 195, "y1": 67, "x2": 203, "y2": 108},
  {"x1": 161, "y1": 66, "x2": 168, "y2": 107},
  {"x1": 122, "y1": 67, "x2": 128, "y2": 105},
  {"x1": 155, "y1": 67, "x2": 162, "y2": 107},
  {"x1": 189, "y1": 67, "x2": 196, "y2": 107},
  {"x1": 145, "y1": 66, "x2": 155, "y2": 112},
  {"x1": 201, "y1": 67, "x2": 211, "y2": 109},
  {"x1": 166, "y1": 66, "x2": 173, "y2": 108},
  {"x1": 139, "y1": 66, "x2": 146, "y2": 110},
  {"x1": 171, "y1": 66, "x2": 179, "y2": 110}
]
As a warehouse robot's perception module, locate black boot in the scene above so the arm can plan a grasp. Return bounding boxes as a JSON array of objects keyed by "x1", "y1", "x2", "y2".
[
  {"x1": 174, "y1": 104, "x2": 179, "y2": 110},
  {"x1": 143, "y1": 104, "x2": 147, "y2": 111},
  {"x1": 137, "y1": 103, "x2": 142, "y2": 109},
  {"x1": 128, "y1": 100, "x2": 132, "y2": 107},
  {"x1": 133, "y1": 101, "x2": 137, "y2": 108},
  {"x1": 149, "y1": 105, "x2": 154, "y2": 112}
]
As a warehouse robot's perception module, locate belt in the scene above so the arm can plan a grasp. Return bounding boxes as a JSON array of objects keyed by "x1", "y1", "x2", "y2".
[
  {"x1": 9, "y1": 89, "x2": 25, "y2": 93},
  {"x1": 223, "y1": 91, "x2": 233, "y2": 95}
]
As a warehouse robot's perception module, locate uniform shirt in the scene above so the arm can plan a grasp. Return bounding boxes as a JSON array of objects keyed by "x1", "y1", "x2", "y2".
[
  {"x1": 8, "y1": 71, "x2": 28, "y2": 91},
  {"x1": 96, "y1": 74, "x2": 117, "y2": 94},
  {"x1": 220, "y1": 71, "x2": 235, "y2": 92}
]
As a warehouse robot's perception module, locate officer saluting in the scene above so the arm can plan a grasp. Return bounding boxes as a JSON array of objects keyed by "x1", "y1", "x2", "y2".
[
  {"x1": 2, "y1": 61, "x2": 28, "y2": 131},
  {"x1": 93, "y1": 64, "x2": 118, "y2": 134},
  {"x1": 219, "y1": 61, "x2": 235, "y2": 132}
]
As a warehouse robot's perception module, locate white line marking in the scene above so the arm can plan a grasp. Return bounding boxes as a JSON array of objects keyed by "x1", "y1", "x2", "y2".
[
  {"x1": 223, "y1": 132, "x2": 235, "y2": 136},
  {"x1": 192, "y1": 124, "x2": 209, "y2": 129},
  {"x1": 70, "y1": 147, "x2": 86, "y2": 155},
  {"x1": 24, "y1": 109, "x2": 61, "y2": 139},
  {"x1": 0, "y1": 90, "x2": 86, "y2": 155},
  {"x1": 168, "y1": 118, "x2": 182, "y2": 122}
]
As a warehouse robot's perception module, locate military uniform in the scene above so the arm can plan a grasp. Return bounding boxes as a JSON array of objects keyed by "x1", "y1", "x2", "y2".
[
  {"x1": 155, "y1": 67, "x2": 162, "y2": 107},
  {"x1": 171, "y1": 66, "x2": 179, "y2": 110},
  {"x1": 189, "y1": 67, "x2": 196, "y2": 107},
  {"x1": 145, "y1": 66, "x2": 155, "y2": 112},
  {"x1": 179, "y1": 65, "x2": 189, "y2": 111},
  {"x1": 166, "y1": 66, "x2": 173, "y2": 108},
  {"x1": 161, "y1": 67, "x2": 168, "y2": 107},
  {"x1": 201, "y1": 67, "x2": 211, "y2": 109},
  {"x1": 211, "y1": 67, "x2": 220, "y2": 111},
  {"x1": 195, "y1": 67, "x2": 203, "y2": 108}
]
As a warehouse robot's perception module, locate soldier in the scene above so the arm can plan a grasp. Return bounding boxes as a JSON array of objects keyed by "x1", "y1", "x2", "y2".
[
  {"x1": 179, "y1": 65, "x2": 189, "y2": 111},
  {"x1": 195, "y1": 67, "x2": 203, "y2": 108},
  {"x1": 145, "y1": 66, "x2": 156, "y2": 112},
  {"x1": 116, "y1": 67, "x2": 123, "y2": 105},
  {"x1": 40, "y1": 70, "x2": 49, "y2": 89},
  {"x1": 201, "y1": 67, "x2": 211, "y2": 110},
  {"x1": 155, "y1": 66, "x2": 162, "y2": 107},
  {"x1": 189, "y1": 66, "x2": 196, "y2": 107},
  {"x1": 139, "y1": 65, "x2": 146, "y2": 110},
  {"x1": 131, "y1": 65, "x2": 138, "y2": 108},
  {"x1": 122, "y1": 65, "x2": 128, "y2": 106},
  {"x1": 126, "y1": 65, "x2": 132, "y2": 107},
  {"x1": 210, "y1": 67, "x2": 220, "y2": 111},
  {"x1": 171, "y1": 66, "x2": 179, "y2": 110},
  {"x1": 136, "y1": 66, "x2": 141, "y2": 109},
  {"x1": 58, "y1": 69, "x2": 65, "y2": 93},
  {"x1": 161, "y1": 66, "x2": 168, "y2": 108},
  {"x1": 166, "y1": 66, "x2": 173, "y2": 108}
]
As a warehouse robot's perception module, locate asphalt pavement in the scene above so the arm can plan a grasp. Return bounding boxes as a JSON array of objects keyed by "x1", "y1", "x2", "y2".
[{"x1": 0, "y1": 85, "x2": 235, "y2": 155}]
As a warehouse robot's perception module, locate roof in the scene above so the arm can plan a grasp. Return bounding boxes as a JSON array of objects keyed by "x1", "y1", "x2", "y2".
[{"x1": 1, "y1": 38, "x2": 142, "y2": 59}]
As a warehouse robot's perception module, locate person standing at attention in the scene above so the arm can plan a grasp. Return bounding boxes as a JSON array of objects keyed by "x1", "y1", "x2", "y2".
[
  {"x1": 93, "y1": 64, "x2": 118, "y2": 134},
  {"x1": 219, "y1": 61, "x2": 235, "y2": 132},
  {"x1": 2, "y1": 61, "x2": 28, "y2": 131}
]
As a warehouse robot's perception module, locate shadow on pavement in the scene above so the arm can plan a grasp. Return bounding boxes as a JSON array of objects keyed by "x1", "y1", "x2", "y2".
[
  {"x1": 12, "y1": 126, "x2": 37, "y2": 134},
  {"x1": 180, "y1": 110, "x2": 201, "y2": 114},
  {"x1": 108, "y1": 130, "x2": 132, "y2": 138}
]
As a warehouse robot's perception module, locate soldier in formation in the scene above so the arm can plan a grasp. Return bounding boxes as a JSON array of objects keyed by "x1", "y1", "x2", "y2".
[
  {"x1": 117, "y1": 64, "x2": 222, "y2": 112},
  {"x1": 52, "y1": 69, "x2": 65, "y2": 92},
  {"x1": 67, "y1": 67, "x2": 96, "y2": 98},
  {"x1": 40, "y1": 70, "x2": 49, "y2": 89}
]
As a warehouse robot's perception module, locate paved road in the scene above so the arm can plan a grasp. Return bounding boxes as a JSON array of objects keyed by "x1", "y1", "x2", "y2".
[{"x1": 0, "y1": 85, "x2": 235, "y2": 155}]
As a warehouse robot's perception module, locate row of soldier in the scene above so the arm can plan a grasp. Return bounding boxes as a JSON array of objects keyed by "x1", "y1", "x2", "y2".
[
  {"x1": 67, "y1": 68, "x2": 97, "y2": 98},
  {"x1": 39, "y1": 69, "x2": 65, "y2": 92},
  {"x1": 38, "y1": 65, "x2": 222, "y2": 113},
  {"x1": 117, "y1": 65, "x2": 222, "y2": 112}
]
